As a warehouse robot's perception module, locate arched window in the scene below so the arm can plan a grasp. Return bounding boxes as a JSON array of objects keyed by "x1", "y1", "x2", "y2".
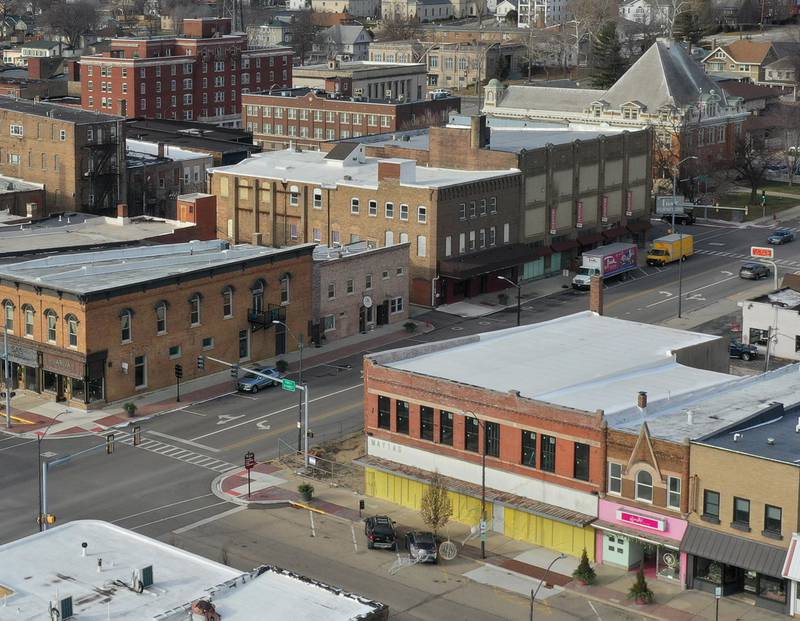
[
  {"x1": 120, "y1": 308, "x2": 133, "y2": 342},
  {"x1": 635, "y1": 470, "x2": 653, "y2": 502},
  {"x1": 279, "y1": 273, "x2": 290, "y2": 305},
  {"x1": 251, "y1": 279, "x2": 265, "y2": 314},
  {"x1": 44, "y1": 309, "x2": 58, "y2": 343},
  {"x1": 155, "y1": 301, "x2": 168, "y2": 334},
  {"x1": 22, "y1": 304, "x2": 34, "y2": 337},
  {"x1": 2, "y1": 299, "x2": 13, "y2": 332},
  {"x1": 189, "y1": 293, "x2": 202, "y2": 326},
  {"x1": 222, "y1": 286, "x2": 234, "y2": 318},
  {"x1": 65, "y1": 314, "x2": 79, "y2": 348}
]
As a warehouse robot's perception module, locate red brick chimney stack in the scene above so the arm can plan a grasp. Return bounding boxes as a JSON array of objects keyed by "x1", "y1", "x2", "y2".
[{"x1": 590, "y1": 275, "x2": 603, "y2": 315}]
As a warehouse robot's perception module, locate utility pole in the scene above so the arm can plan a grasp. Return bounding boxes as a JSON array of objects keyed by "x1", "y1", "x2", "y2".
[{"x1": 3, "y1": 328, "x2": 11, "y2": 428}]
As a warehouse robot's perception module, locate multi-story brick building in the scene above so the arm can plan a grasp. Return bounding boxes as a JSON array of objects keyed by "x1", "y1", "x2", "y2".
[
  {"x1": 80, "y1": 18, "x2": 293, "y2": 127},
  {"x1": 484, "y1": 40, "x2": 750, "y2": 180},
  {"x1": 292, "y1": 59, "x2": 428, "y2": 102},
  {"x1": 361, "y1": 308, "x2": 733, "y2": 558},
  {"x1": 354, "y1": 116, "x2": 652, "y2": 304},
  {"x1": 242, "y1": 88, "x2": 460, "y2": 150},
  {"x1": 0, "y1": 98, "x2": 126, "y2": 215},
  {"x1": 209, "y1": 142, "x2": 522, "y2": 305},
  {"x1": 311, "y1": 241, "x2": 409, "y2": 342},
  {"x1": 0, "y1": 240, "x2": 312, "y2": 407}
]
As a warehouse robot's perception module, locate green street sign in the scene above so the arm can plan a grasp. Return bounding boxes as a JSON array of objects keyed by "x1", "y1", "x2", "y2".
[{"x1": 281, "y1": 378, "x2": 297, "y2": 392}]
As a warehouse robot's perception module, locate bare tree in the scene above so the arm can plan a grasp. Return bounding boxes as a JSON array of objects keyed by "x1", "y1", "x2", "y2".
[
  {"x1": 290, "y1": 11, "x2": 320, "y2": 66},
  {"x1": 376, "y1": 11, "x2": 420, "y2": 41},
  {"x1": 0, "y1": 0, "x2": 19, "y2": 27},
  {"x1": 42, "y1": 0, "x2": 98, "y2": 48},
  {"x1": 776, "y1": 103, "x2": 800, "y2": 186},
  {"x1": 734, "y1": 136, "x2": 771, "y2": 205},
  {"x1": 420, "y1": 472, "x2": 452, "y2": 536}
]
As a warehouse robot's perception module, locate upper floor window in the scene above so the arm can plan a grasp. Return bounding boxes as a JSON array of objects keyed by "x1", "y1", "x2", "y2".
[
  {"x1": 635, "y1": 470, "x2": 653, "y2": 502},
  {"x1": 418, "y1": 206, "x2": 427, "y2": 223},
  {"x1": 667, "y1": 476, "x2": 681, "y2": 510},
  {"x1": 733, "y1": 497, "x2": 750, "y2": 528},
  {"x1": 351, "y1": 198, "x2": 360, "y2": 215},
  {"x1": 189, "y1": 294, "x2": 201, "y2": 326},
  {"x1": 155, "y1": 301, "x2": 167, "y2": 334},
  {"x1": 44, "y1": 309, "x2": 57, "y2": 343},
  {"x1": 608, "y1": 463, "x2": 622, "y2": 495},
  {"x1": 573, "y1": 442, "x2": 590, "y2": 481},
  {"x1": 540, "y1": 434, "x2": 556, "y2": 472},
  {"x1": 464, "y1": 416, "x2": 479, "y2": 452},
  {"x1": 313, "y1": 189, "x2": 322, "y2": 209},
  {"x1": 280, "y1": 274, "x2": 290, "y2": 304},
  {"x1": 765, "y1": 505, "x2": 782, "y2": 536},
  {"x1": 289, "y1": 185, "x2": 299, "y2": 206},
  {"x1": 66, "y1": 314, "x2": 78, "y2": 348},
  {"x1": 485, "y1": 421, "x2": 500, "y2": 458},
  {"x1": 22, "y1": 304, "x2": 34, "y2": 337},
  {"x1": 251, "y1": 279, "x2": 265, "y2": 314},
  {"x1": 703, "y1": 489, "x2": 720, "y2": 521},
  {"x1": 222, "y1": 286, "x2": 233, "y2": 318},
  {"x1": 2, "y1": 300, "x2": 13, "y2": 332},
  {"x1": 120, "y1": 308, "x2": 133, "y2": 342}
]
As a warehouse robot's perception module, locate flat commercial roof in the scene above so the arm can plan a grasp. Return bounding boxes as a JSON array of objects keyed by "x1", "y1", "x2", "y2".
[
  {"x1": 0, "y1": 521, "x2": 385, "y2": 621},
  {"x1": 372, "y1": 311, "x2": 734, "y2": 417},
  {"x1": 0, "y1": 96, "x2": 122, "y2": 124},
  {"x1": 0, "y1": 212, "x2": 194, "y2": 260},
  {"x1": 211, "y1": 148, "x2": 519, "y2": 190},
  {"x1": 0, "y1": 239, "x2": 313, "y2": 295},
  {"x1": 127, "y1": 138, "x2": 213, "y2": 162},
  {"x1": 0, "y1": 520, "x2": 241, "y2": 621}
]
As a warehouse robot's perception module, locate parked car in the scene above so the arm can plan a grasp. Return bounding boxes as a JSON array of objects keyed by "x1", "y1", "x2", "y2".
[
  {"x1": 768, "y1": 228, "x2": 795, "y2": 244},
  {"x1": 364, "y1": 515, "x2": 397, "y2": 550},
  {"x1": 406, "y1": 531, "x2": 438, "y2": 563},
  {"x1": 236, "y1": 366, "x2": 284, "y2": 393},
  {"x1": 730, "y1": 341, "x2": 758, "y2": 361},
  {"x1": 739, "y1": 262, "x2": 771, "y2": 280}
]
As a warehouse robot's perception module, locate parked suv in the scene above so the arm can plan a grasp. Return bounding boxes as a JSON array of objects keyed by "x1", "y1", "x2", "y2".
[
  {"x1": 739, "y1": 262, "x2": 771, "y2": 280},
  {"x1": 405, "y1": 531, "x2": 438, "y2": 563},
  {"x1": 730, "y1": 341, "x2": 758, "y2": 361},
  {"x1": 364, "y1": 516, "x2": 397, "y2": 550}
]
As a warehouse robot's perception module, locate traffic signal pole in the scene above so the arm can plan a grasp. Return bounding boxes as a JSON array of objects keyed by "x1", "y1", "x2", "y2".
[{"x1": 3, "y1": 328, "x2": 11, "y2": 429}]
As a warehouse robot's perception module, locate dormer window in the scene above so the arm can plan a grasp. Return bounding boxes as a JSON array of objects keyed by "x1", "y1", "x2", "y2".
[{"x1": 622, "y1": 106, "x2": 639, "y2": 120}]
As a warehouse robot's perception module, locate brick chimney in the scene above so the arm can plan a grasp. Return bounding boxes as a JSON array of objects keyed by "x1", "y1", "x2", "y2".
[
  {"x1": 589, "y1": 275, "x2": 603, "y2": 315},
  {"x1": 470, "y1": 115, "x2": 489, "y2": 150},
  {"x1": 27, "y1": 57, "x2": 43, "y2": 80}
]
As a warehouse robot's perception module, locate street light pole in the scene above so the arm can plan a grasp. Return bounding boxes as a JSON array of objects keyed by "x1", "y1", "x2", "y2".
[
  {"x1": 672, "y1": 155, "x2": 697, "y2": 319},
  {"x1": 530, "y1": 553, "x2": 567, "y2": 621},
  {"x1": 496, "y1": 276, "x2": 521, "y2": 327},
  {"x1": 3, "y1": 327, "x2": 11, "y2": 428},
  {"x1": 273, "y1": 320, "x2": 304, "y2": 453},
  {"x1": 37, "y1": 408, "x2": 69, "y2": 531}
]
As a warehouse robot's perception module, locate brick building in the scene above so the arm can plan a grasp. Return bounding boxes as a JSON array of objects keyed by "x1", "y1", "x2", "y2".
[
  {"x1": 361, "y1": 309, "x2": 733, "y2": 558},
  {"x1": 292, "y1": 59, "x2": 428, "y2": 102},
  {"x1": 0, "y1": 240, "x2": 312, "y2": 407},
  {"x1": 79, "y1": 18, "x2": 293, "y2": 127},
  {"x1": 353, "y1": 116, "x2": 652, "y2": 304},
  {"x1": 0, "y1": 98, "x2": 126, "y2": 215},
  {"x1": 484, "y1": 40, "x2": 749, "y2": 180},
  {"x1": 242, "y1": 88, "x2": 460, "y2": 151},
  {"x1": 311, "y1": 241, "x2": 409, "y2": 343},
  {"x1": 209, "y1": 142, "x2": 521, "y2": 306}
]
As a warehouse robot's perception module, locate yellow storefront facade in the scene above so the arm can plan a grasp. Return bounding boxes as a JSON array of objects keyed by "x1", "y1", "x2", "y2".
[{"x1": 366, "y1": 468, "x2": 596, "y2": 560}]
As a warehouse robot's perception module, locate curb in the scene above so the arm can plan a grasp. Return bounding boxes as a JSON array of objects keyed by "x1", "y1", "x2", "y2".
[
  {"x1": 210, "y1": 470, "x2": 296, "y2": 510},
  {"x1": 562, "y1": 584, "x2": 667, "y2": 621}
]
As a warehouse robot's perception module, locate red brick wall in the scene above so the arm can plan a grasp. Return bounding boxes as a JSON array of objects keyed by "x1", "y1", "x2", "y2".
[{"x1": 364, "y1": 357, "x2": 605, "y2": 494}]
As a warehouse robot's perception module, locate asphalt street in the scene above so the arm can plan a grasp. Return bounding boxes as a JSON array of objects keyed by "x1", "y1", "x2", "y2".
[{"x1": 2, "y1": 217, "x2": 800, "y2": 607}]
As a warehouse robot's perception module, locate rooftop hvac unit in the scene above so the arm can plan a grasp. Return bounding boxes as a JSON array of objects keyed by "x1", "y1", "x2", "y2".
[{"x1": 49, "y1": 596, "x2": 73, "y2": 620}]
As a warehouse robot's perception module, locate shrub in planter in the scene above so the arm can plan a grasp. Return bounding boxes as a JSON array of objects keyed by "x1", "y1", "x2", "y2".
[
  {"x1": 403, "y1": 321, "x2": 417, "y2": 333},
  {"x1": 572, "y1": 548, "x2": 596, "y2": 585},
  {"x1": 124, "y1": 402, "x2": 137, "y2": 418},
  {"x1": 298, "y1": 483, "x2": 314, "y2": 502},
  {"x1": 627, "y1": 567, "x2": 654, "y2": 605},
  {"x1": 275, "y1": 359, "x2": 289, "y2": 373}
]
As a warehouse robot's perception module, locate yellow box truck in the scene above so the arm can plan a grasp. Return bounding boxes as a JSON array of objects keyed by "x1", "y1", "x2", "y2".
[{"x1": 646, "y1": 234, "x2": 694, "y2": 267}]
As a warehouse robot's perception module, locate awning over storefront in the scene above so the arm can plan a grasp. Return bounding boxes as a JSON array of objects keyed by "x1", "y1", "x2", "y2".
[
  {"x1": 781, "y1": 533, "x2": 800, "y2": 580},
  {"x1": 602, "y1": 226, "x2": 628, "y2": 240},
  {"x1": 627, "y1": 220, "x2": 653, "y2": 233},
  {"x1": 682, "y1": 524, "x2": 786, "y2": 578},
  {"x1": 577, "y1": 233, "x2": 604, "y2": 247},
  {"x1": 593, "y1": 519, "x2": 680, "y2": 550},
  {"x1": 438, "y1": 244, "x2": 544, "y2": 280},
  {"x1": 358, "y1": 455, "x2": 596, "y2": 528},
  {"x1": 551, "y1": 239, "x2": 579, "y2": 253}
]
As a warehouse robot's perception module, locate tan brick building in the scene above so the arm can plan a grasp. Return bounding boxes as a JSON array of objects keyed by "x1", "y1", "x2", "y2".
[
  {"x1": 209, "y1": 143, "x2": 521, "y2": 305},
  {"x1": 0, "y1": 240, "x2": 312, "y2": 408},
  {"x1": 312, "y1": 241, "x2": 409, "y2": 342},
  {"x1": 0, "y1": 98, "x2": 126, "y2": 215}
]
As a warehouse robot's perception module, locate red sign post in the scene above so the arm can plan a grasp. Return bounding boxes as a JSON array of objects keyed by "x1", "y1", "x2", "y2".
[{"x1": 244, "y1": 451, "x2": 256, "y2": 498}]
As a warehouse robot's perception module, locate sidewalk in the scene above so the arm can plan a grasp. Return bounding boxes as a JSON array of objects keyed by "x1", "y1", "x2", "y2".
[
  {"x1": 2, "y1": 319, "x2": 431, "y2": 439},
  {"x1": 212, "y1": 462, "x2": 788, "y2": 621}
]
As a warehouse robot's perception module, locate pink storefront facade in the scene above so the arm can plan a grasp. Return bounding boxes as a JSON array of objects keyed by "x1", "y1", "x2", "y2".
[{"x1": 595, "y1": 499, "x2": 688, "y2": 585}]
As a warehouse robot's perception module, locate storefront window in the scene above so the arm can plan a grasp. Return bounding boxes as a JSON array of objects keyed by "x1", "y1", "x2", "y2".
[
  {"x1": 657, "y1": 548, "x2": 681, "y2": 581},
  {"x1": 695, "y1": 558, "x2": 724, "y2": 584},
  {"x1": 43, "y1": 371, "x2": 58, "y2": 393},
  {"x1": 758, "y1": 575, "x2": 786, "y2": 603},
  {"x1": 70, "y1": 378, "x2": 86, "y2": 402}
]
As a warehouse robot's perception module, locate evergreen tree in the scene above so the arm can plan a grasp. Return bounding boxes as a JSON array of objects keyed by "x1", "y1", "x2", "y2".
[{"x1": 590, "y1": 21, "x2": 626, "y2": 89}]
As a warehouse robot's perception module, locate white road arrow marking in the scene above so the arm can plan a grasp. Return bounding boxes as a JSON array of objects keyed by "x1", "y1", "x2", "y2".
[
  {"x1": 721, "y1": 271, "x2": 733, "y2": 276},
  {"x1": 256, "y1": 420, "x2": 271, "y2": 431},
  {"x1": 658, "y1": 291, "x2": 673, "y2": 296},
  {"x1": 217, "y1": 414, "x2": 245, "y2": 426}
]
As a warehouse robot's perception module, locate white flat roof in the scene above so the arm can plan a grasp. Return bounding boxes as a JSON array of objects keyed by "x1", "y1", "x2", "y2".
[
  {"x1": 0, "y1": 520, "x2": 241, "y2": 621},
  {"x1": 211, "y1": 148, "x2": 519, "y2": 189},
  {"x1": 377, "y1": 311, "x2": 735, "y2": 416},
  {"x1": 127, "y1": 138, "x2": 212, "y2": 162}
]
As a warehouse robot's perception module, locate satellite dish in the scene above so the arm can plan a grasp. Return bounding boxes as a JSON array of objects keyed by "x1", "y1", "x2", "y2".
[{"x1": 362, "y1": 295, "x2": 373, "y2": 309}]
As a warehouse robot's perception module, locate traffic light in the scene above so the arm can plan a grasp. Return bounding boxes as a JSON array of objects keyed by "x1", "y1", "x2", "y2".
[
  {"x1": 230, "y1": 365, "x2": 239, "y2": 378},
  {"x1": 106, "y1": 433, "x2": 114, "y2": 455},
  {"x1": 174, "y1": 364, "x2": 183, "y2": 379},
  {"x1": 197, "y1": 355, "x2": 205, "y2": 370}
]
